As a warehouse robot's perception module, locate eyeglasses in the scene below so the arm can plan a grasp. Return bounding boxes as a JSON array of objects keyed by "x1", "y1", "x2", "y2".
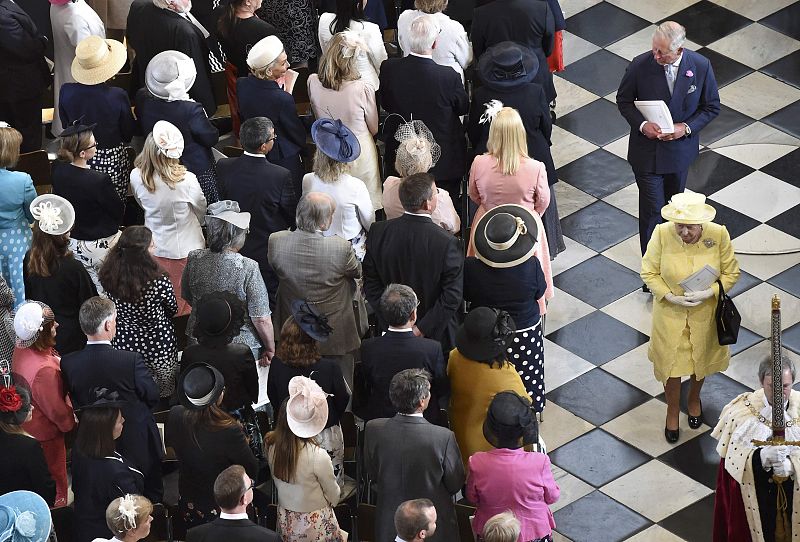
[
  {"x1": 267, "y1": 135, "x2": 278, "y2": 142},
  {"x1": 242, "y1": 479, "x2": 255, "y2": 496},
  {"x1": 81, "y1": 143, "x2": 97, "y2": 152}
]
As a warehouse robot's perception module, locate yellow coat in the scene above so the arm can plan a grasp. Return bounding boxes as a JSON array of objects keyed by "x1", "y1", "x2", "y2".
[
  {"x1": 447, "y1": 348, "x2": 529, "y2": 467},
  {"x1": 641, "y1": 222, "x2": 739, "y2": 382}
]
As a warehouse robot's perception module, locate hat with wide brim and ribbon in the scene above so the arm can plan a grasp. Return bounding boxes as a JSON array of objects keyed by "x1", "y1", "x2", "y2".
[
  {"x1": 661, "y1": 192, "x2": 716, "y2": 225},
  {"x1": 473, "y1": 204, "x2": 539, "y2": 269},
  {"x1": 205, "y1": 200, "x2": 251, "y2": 230},
  {"x1": 178, "y1": 363, "x2": 225, "y2": 410},
  {"x1": 455, "y1": 306, "x2": 517, "y2": 362},
  {"x1": 0, "y1": 490, "x2": 52, "y2": 542},
  {"x1": 483, "y1": 390, "x2": 539, "y2": 449},
  {"x1": 193, "y1": 291, "x2": 247, "y2": 347},
  {"x1": 290, "y1": 299, "x2": 333, "y2": 342},
  {"x1": 311, "y1": 118, "x2": 361, "y2": 163},
  {"x1": 30, "y1": 194, "x2": 75, "y2": 236},
  {"x1": 145, "y1": 50, "x2": 197, "y2": 101},
  {"x1": 72, "y1": 35, "x2": 128, "y2": 86},
  {"x1": 285, "y1": 376, "x2": 329, "y2": 438},
  {"x1": 478, "y1": 41, "x2": 539, "y2": 91}
]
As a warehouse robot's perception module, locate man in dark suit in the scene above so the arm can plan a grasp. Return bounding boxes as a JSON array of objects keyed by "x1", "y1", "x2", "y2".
[
  {"x1": 60, "y1": 297, "x2": 164, "y2": 502},
  {"x1": 187, "y1": 465, "x2": 280, "y2": 542},
  {"x1": 358, "y1": 284, "x2": 448, "y2": 423},
  {"x1": 365, "y1": 369, "x2": 465, "y2": 542},
  {"x1": 363, "y1": 173, "x2": 463, "y2": 353},
  {"x1": 395, "y1": 499, "x2": 437, "y2": 542},
  {"x1": 378, "y1": 14, "x2": 469, "y2": 199},
  {"x1": 126, "y1": 0, "x2": 216, "y2": 115},
  {"x1": 617, "y1": 21, "x2": 720, "y2": 259},
  {"x1": 0, "y1": 0, "x2": 51, "y2": 152},
  {"x1": 217, "y1": 116, "x2": 297, "y2": 308}
]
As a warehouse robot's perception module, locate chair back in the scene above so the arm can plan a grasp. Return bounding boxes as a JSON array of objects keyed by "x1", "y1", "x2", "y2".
[
  {"x1": 12, "y1": 150, "x2": 52, "y2": 194},
  {"x1": 333, "y1": 504, "x2": 353, "y2": 535},
  {"x1": 221, "y1": 146, "x2": 243, "y2": 158},
  {"x1": 356, "y1": 503, "x2": 376, "y2": 542},
  {"x1": 51, "y1": 505, "x2": 75, "y2": 542},
  {"x1": 455, "y1": 503, "x2": 477, "y2": 542},
  {"x1": 141, "y1": 503, "x2": 171, "y2": 542}
]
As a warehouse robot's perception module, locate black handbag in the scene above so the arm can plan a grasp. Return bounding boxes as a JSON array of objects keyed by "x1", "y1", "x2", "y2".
[{"x1": 715, "y1": 279, "x2": 741, "y2": 345}]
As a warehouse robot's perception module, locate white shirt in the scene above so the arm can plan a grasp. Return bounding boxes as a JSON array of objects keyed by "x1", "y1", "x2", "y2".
[
  {"x1": 86, "y1": 340, "x2": 112, "y2": 345},
  {"x1": 398, "y1": 10, "x2": 472, "y2": 82},
  {"x1": 399, "y1": 412, "x2": 423, "y2": 417},
  {"x1": 318, "y1": 13, "x2": 387, "y2": 90},
  {"x1": 242, "y1": 151, "x2": 266, "y2": 158},
  {"x1": 302, "y1": 172, "x2": 374, "y2": 241},
  {"x1": 220, "y1": 512, "x2": 249, "y2": 520},
  {"x1": 388, "y1": 327, "x2": 413, "y2": 332}
]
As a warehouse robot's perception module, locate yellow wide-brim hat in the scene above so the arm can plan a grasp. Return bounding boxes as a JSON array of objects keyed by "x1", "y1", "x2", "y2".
[
  {"x1": 71, "y1": 36, "x2": 127, "y2": 86},
  {"x1": 661, "y1": 192, "x2": 716, "y2": 224}
]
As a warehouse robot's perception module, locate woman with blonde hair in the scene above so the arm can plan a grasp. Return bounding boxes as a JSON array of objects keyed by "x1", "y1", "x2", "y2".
[
  {"x1": 130, "y1": 121, "x2": 207, "y2": 316},
  {"x1": 308, "y1": 32, "x2": 382, "y2": 211},
  {"x1": 96, "y1": 494, "x2": 154, "y2": 542},
  {"x1": 467, "y1": 107, "x2": 553, "y2": 315},
  {"x1": 481, "y1": 511, "x2": 522, "y2": 542}
]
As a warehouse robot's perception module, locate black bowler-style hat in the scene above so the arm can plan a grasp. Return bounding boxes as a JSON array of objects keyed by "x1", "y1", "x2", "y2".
[
  {"x1": 178, "y1": 363, "x2": 225, "y2": 410},
  {"x1": 478, "y1": 41, "x2": 539, "y2": 90},
  {"x1": 193, "y1": 291, "x2": 246, "y2": 347},
  {"x1": 473, "y1": 204, "x2": 539, "y2": 269}
]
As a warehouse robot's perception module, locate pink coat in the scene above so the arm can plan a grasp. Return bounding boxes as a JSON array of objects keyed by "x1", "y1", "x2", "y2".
[{"x1": 467, "y1": 448, "x2": 559, "y2": 541}]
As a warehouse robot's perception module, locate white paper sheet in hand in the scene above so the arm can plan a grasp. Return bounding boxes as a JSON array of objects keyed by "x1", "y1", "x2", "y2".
[
  {"x1": 635, "y1": 100, "x2": 674, "y2": 134},
  {"x1": 680, "y1": 264, "x2": 719, "y2": 293}
]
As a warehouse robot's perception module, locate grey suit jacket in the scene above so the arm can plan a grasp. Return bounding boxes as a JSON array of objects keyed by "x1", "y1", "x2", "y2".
[
  {"x1": 268, "y1": 229, "x2": 363, "y2": 355},
  {"x1": 365, "y1": 415, "x2": 465, "y2": 542}
]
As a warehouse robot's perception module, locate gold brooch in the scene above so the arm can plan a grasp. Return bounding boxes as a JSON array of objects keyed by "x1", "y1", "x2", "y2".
[{"x1": 703, "y1": 238, "x2": 716, "y2": 248}]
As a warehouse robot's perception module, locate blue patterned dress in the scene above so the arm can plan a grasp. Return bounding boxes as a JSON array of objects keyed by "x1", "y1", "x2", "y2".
[{"x1": 0, "y1": 169, "x2": 36, "y2": 307}]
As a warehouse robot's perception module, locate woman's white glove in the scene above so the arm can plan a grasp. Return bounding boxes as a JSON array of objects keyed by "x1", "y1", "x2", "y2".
[
  {"x1": 665, "y1": 292, "x2": 701, "y2": 307},
  {"x1": 773, "y1": 458, "x2": 794, "y2": 478},
  {"x1": 685, "y1": 288, "x2": 714, "y2": 302}
]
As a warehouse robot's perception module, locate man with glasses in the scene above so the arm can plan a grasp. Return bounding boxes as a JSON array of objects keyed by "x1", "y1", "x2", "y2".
[{"x1": 186, "y1": 464, "x2": 280, "y2": 541}]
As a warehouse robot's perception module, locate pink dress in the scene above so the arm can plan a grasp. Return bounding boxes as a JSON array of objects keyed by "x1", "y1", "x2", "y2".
[{"x1": 467, "y1": 154, "x2": 554, "y2": 314}]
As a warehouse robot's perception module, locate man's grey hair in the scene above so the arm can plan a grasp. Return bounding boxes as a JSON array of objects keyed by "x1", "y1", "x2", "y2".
[
  {"x1": 379, "y1": 284, "x2": 418, "y2": 327},
  {"x1": 389, "y1": 368, "x2": 431, "y2": 414},
  {"x1": 654, "y1": 21, "x2": 686, "y2": 52},
  {"x1": 394, "y1": 499, "x2": 435, "y2": 540},
  {"x1": 408, "y1": 14, "x2": 440, "y2": 54},
  {"x1": 79, "y1": 297, "x2": 116, "y2": 336},
  {"x1": 206, "y1": 218, "x2": 247, "y2": 253},
  {"x1": 296, "y1": 192, "x2": 335, "y2": 233},
  {"x1": 239, "y1": 117, "x2": 275, "y2": 154},
  {"x1": 758, "y1": 356, "x2": 797, "y2": 383}
]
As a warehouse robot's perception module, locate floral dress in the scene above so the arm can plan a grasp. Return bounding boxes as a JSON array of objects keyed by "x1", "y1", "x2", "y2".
[{"x1": 110, "y1": 275, "x2": 178, "y2": 397}]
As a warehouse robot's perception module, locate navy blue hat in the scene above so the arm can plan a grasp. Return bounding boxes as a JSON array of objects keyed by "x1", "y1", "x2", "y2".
[
  {"x1": 478, "y1": 41, "x2": 539, "y2": 90},
  {"x1": 59, "y1": 116, "x2": 96, "y2": 138},
  {"x1": 311, "y1": 118, "x2": 361, "y2": 163},
  {"x1": 291, "y1": 299, "x2": 333, "y2": 342}
]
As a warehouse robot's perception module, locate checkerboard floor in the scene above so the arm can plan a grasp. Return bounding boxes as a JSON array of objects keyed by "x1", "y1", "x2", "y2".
[{"x1": 542, "y1": 1, "x2": 800, "y2": 540}]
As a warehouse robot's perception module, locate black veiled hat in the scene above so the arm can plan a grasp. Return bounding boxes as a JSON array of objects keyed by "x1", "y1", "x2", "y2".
[
  {"x1": 478, "y1": 41, "x2": 539, "y2": 91},
  {"x1": 291, "y1": 299, "x2": 333, "y2": 342},
  {"x1": 455, "y1": 307, "x2": 516, "y2": 362},
  {"x1": 193, "y1": 291, "x2": 246, "y2": 347},
  {"x1": 483, "y1": 390, "x2": 539, "y2": 449},
  {"x1": 178, "y1": 363, "x2": 225, "y2": 410}
]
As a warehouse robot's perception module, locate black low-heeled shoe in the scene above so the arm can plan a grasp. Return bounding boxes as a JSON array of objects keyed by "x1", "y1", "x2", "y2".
[
  {"x1": 665, "y1": 427, "x2": 680, "y2": 443},
  {"x1": 688, "y1": 402, "x2": 703, "y2": 429}
]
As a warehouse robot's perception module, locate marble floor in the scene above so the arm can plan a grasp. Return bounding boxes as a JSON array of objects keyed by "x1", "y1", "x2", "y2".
[{"x1": 540, "y1": 0, "x2": 800, "y2": 540}]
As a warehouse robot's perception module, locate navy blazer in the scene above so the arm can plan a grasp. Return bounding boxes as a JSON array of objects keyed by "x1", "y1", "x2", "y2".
[
  {"x1": 0, "y1": 0, "x2": 50, "y2": 103},
  {"x1": 378, "y1": 56, "x2": 469, "y2": 181},
  {"x1": 617, "y1": 49, "x2": 720, "y2": 175},
  {"x1": 60, "y1": 344, "x2": 163, "y2": 497},
  {"x1": 59, "y1": 83, "x2": 137, "y2": 149},
  {"x1": 187, "y1": 518, "x2": 281, "y2": 542},
  {"x1": 135, "y1": 89, "x2": 219, "y2": 175},
  {"x1": 51, "y1": 162, "x2": 124, "y2": 240}
]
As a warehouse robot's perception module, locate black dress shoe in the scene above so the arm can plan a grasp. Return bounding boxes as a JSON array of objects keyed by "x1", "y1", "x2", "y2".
[
  {"x1": 688, "y1": 402, "x2": 703, "y2": 429},
  {"x1": 665, "y1": 427, "x2": 679, "y2": 443}
]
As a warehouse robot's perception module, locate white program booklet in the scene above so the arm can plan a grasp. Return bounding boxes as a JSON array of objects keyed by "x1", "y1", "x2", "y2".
[
  {"x1": 635, "y1": 100, "x2": 674, "y2": 134},
  {"x1": 680, "y1": 264, "x2": 720, "y2": 292}
]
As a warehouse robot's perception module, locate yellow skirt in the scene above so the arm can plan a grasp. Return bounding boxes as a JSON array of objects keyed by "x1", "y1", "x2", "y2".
[{"x1": 669, "y1": 324, "x2": 696, "y2": 378}]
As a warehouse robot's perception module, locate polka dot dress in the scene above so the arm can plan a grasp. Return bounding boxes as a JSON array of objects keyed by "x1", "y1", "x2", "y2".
[
  {"x1": 0, "y1": 226, "x2": 32, "y2": 308},
  {"x1": 88, "y1": 144, "x2": 130, "y2": 203},
  {"x1": 506, "y1": 318, "x2": 545, "y2": 412},
  {"x1": 111, "y1": 275, "x2": 179, "y2": 397}
]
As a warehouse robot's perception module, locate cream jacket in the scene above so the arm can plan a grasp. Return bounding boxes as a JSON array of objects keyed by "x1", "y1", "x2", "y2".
[{"x1": 267, "y1": 442, "x2": 341, "y2": 513}]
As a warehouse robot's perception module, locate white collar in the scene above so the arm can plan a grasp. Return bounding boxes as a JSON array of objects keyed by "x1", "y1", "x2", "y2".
[
  {"x1": 86, "y1": 339, "x2": 112, "y2": 345},
  {"x1": 220, "y1": 512, "x2": 249, "y2": 520},
  {"x1": 667, "y1": 53, "x2": 683, "y2": 69},
  {"x1": 395, "y1": 537, "x2": 410, "y2": 542},
  {"x1": 409, "y1": 52, "x2": 432, "y2": 59},
  {"x1": 403, "y1": 211, "x2": 432, "y2": 218},
  {"x1": 399, "y1": 412, "x2": 423, "y2": 417},
  {"x1": 243, "y1": 151, "x2": 266, "y2": 158},
  {"x1": 388, "y1": 327, "x2": 413, "y2": 333}
]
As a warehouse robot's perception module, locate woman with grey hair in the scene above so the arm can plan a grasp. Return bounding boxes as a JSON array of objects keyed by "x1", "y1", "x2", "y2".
[{"x1": 182, "y1": 200, "x2": 275, "y2": 410}]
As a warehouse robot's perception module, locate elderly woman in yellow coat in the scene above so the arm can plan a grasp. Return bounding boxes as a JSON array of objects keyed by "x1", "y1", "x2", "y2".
[
  {"x1": 448, "y1": 307, "x2": 529, "y2": 467},
  {"x1": 641, "y1": 192, "x2": 739, "y2": 444}
]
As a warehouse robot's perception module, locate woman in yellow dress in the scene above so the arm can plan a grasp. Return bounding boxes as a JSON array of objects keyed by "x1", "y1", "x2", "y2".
[{"x1": 641, "y1": 192, "x2": 739, "y2": 444}]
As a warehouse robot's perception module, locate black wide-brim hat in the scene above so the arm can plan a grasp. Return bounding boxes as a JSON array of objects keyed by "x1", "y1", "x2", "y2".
[
  {"x1": 483, "y1": 390, "x2": 539, "y2": 449},
  {"x1": 455, "y1": 307, "x2": 517, "y2": 362},
  {"x1": 474, "y1": 204, "x2": 539, "y2": 269},
  {"x1": 478, "y1": 41, "x2": 539, "y2": 91},
  {"x1": 193, "y1": 291, "x2": 246, "y2": 347},
  {"x1": 178, "y1": 363, "x2": 225, "y2": 410}
]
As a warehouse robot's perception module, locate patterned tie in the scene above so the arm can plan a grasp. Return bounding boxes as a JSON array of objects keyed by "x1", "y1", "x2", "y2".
[{"x1": 665, "y1": 64, "x2": 676, "y2": 95}]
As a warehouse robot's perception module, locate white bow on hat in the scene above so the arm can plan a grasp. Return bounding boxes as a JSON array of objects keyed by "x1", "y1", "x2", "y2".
[{"x1": 152, "y1": 120, "x2": 184, "y2": 159}]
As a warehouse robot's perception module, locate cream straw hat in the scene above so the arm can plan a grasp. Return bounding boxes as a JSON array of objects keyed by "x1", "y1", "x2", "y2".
[{"x1": 71, "y1": 36, "x2": 128, "y2": 86}]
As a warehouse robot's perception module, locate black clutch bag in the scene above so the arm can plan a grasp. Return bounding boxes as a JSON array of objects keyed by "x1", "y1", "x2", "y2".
[{"x1": 715, "y1": 279, "x2": 741, "y2": 345}]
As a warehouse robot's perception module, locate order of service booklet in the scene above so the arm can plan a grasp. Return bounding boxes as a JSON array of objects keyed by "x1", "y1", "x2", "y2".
[
  {"x1": 680, "y1": 264, "x2": 720, "y2": 293},
  {"x1": 634, "y1": 100, "x2": 674, "y2": 134}
]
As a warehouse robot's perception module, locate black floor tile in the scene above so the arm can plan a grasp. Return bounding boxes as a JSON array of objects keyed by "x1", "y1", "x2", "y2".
[
  {"x1": 554, "y1": 255, "x2": 642, "y2": 309},
  {"x1": 547, "y1": 369, "x2": 651, "y2": 425},
  {"x1": 660, "y1": 1, "x2": 753, "y2": 46},
  {"x1": 659, "y1": 494, "x2": 716, "y2": 542},
  {"x1": 658, "y1": 433, "x2": 723, "y2": 489},
  {"x1": 761, "y1": 50, "x2": 800, "y2": 90},
  {"x1": 558, "y1": 98, "x2": 631, "y2": 146},
  {"x1": 784, "y1": 321, "x2": 800, "y2": 355},
  {"x1": 559, "y1": 49, "x2": 631, "y2": 98},
  {"x1": 766, "y1": 203, "x2": 800, "y2": 238},
  {"x1": 699, "y1": 105, "x2": 756, "y2": 146},
  {"x1": 556, "y1": 149, "x2": 635, "y2": 198},
  {"x1": 565, "y1": 2, "x2": 650, "y2": 47},
  {"x1": 729, "y1": 327, "x2": 765, "y2": 357},
  {"x1": 706, "y1": 199, "x2": 761, "y2": 239},
  {"x1": 760, "y1": 2, "x2": 800, "y2": 40},
  {"x1": 683, "y1": 373, "x2": 752, "y2": 421},
  {"x1": 762, "y1": 100, "x2": 800, "y2": 138},
  {"x1": 547, "y1": 311, "x2": 649, "y2": 365},
  {"x1": 727, "y1": 270, "x2": 761, "y2": 298},
  {"x1": 549, "y1": 429, "x2": 651, "y2": 486},
  {"x1": 687, "y1": 149, "x2": 755, "y2": 195},
  {"x1": 768, "y1": 264, "x2": 800, "y2": 298},
  {"x1": 760, "y1": 147, "x2": 800, "y2": 188},
  {"x1": 554, "y1": 490, "x2": 652, "y2": 542},
  {"x1": 695, "y1": 47, "x2": 754, "y2": 88},
  {"x1": 560, "y1": 200, "x2": 639, "y2": 252}
]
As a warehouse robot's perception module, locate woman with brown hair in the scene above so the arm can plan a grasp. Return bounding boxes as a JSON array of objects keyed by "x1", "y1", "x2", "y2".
[
  {"x1": 166, "y1": 363, "x2": 258, "y2": 533},
  {"x1": 266, "y1": 376, "x2": 345, "y2": 541},
  {"x1": 99, "y1": 225, "x2": 178, "y2": 398},
  {"x1": 10, "y1": 301, "x2": 75, "y2": 507},
  {"x1": 267, "y1": 301, "x2": 350, "y2": 486},
  {"x1": 24, "y1": 194, "x2": 98, "y2": 355}
]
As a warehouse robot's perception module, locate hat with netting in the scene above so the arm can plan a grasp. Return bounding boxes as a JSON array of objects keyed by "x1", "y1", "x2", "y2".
[
  {"x1": 394, "y1": 119, "x2": 441, "y2": 175},
  {"x1": 7, "y1": 301, "x2": 54, "y2": 349}
]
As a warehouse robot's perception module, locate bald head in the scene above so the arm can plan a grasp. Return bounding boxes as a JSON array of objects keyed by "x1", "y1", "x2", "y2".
[{"x1": 296, "y1": 192, "x2": 336, "y2": 232}]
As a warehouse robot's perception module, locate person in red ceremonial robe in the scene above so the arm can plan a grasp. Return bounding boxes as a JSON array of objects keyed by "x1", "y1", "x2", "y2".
[{"x1": 711, "y1": 357, "x2": 800, "y2": 542}]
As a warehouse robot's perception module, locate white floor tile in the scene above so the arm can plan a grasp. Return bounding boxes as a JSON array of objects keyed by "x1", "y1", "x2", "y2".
[
  {"x1": 601, "y1": 290, "x2": 653, "y2": 336},
  {"x1": 709, "y1": 121, "x2": 800, "y2": 148},
  {"x1": 544, "y1": 338, "x2": 596, "y2": 392},
  {"x1": 606, "y1": 25, "x2": 701, "y2": 61},
  {"x1": 732, "y1": 224, "x2": 800, "y2": 256},
  {"x1": 713, "y1": 142, "x2": 796, "y2": 169},
  {"x1": 550, "y1": 236, "x2": 598, "y2": 276},
  {"x1": 736, "y1": 251, "x2": 800, "y2": 281},
  {"x1": 549, "y1": 464, "x2": 595, "y2": 512},
  {"x1": 708, "y1": 23, "x2": 800, "y2": 69},
  {"x1": 559, "y1": 0, "x2": 602, "y2": 17},
  {"x1": 554, "y1": 76, "x2": 601, "y2": 117},
  {"x1": 709, "y1": 171, "x2": 800, "y2": 222},
  {"x1": 562, "y1": 31, "x2": 602, "y2": 66},
  {"x1": 551, "y1": 126, "x2": 599, "y2": 169},
  {"x1": 546, "y1": 288, "x2": 597, "y2": 332},
  {"x1": 624, "y1": 524, "x2": 688, "y2": 541},
  {"x1": 709, "y1": 0, "x2": 796, "y2": 20},
  {"x1": 554, "y1": 181, "x2": 597, "y2": 218},
  {"x1": 719, "y1": 72, "x2": 800, "y2": 119},
  {"x1": 603, "y1": 184, "x2": 640, "y2": 220},
  {"x1": 605, "y1": 0, "x2": 700, "y2": 22},
  {"x1": 603, "y1": 344, "x2": 665, "y2": 396},
  {"x1": 540, "y1": 403, "x2": 596, "y2": 452},
  {"x1": 603, "y1": 135, "x2": 630, "y2": 160},
  {"x1": 732, "y1": 282, "x2": 800, "y2": 338},
  {"x1": 726, "y1": 342, "x2": 800, "y2": 390}
]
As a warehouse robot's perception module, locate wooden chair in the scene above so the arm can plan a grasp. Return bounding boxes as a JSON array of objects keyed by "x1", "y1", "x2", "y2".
[
  {"x1": 142, "y1": 503, "x2": 171, "y2": 542},
  {"x1": 221, "y1": 145, "x2": 243, "y2": 158},
  {"x1": 12, "y1": 150, "x2": 52, "y2": 194},
  {"x1": 51, "y1": 505, "x2": 75, "y2": 542},
  {"x1": 356, "y1": 503, "x2": 376, "y2": 542},
  {"x1": 210, "y1": 71, "x2": 231, "y2": 120},
  {"x1": 455, "y1": 503, "x2": 477, "y2": 542},
  {"x1": 333, "y1": 504, "x2": 353, "y2": 537},
  {"x1": 263, "y1": 503, "x2": 279, "y2": 531}
]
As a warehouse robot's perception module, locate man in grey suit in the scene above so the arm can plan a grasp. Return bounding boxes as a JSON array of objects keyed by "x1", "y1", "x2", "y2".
[
  {"x1": 365, "y1": 369, "x2": 465, "y2": 542},
  {"x1": 268, "y1": 192, "x2": 364, "y2": 388}
]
